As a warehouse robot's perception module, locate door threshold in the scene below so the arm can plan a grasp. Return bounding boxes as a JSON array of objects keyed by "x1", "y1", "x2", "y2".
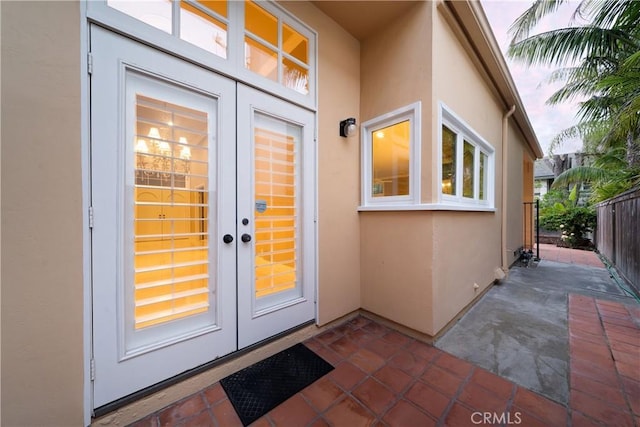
[{"x1": 92, "y1": 320, "x2": 323, "y2": 422}]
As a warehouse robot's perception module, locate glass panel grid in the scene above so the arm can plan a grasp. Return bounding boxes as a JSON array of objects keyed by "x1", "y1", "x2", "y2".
[{"x1": 133, "y1": 94, "x2": 210, "y2": 329}]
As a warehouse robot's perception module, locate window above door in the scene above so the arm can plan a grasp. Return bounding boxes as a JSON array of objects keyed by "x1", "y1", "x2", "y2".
[{"x1": 88, "y1": 0, "x2": 316, "y2": 109}]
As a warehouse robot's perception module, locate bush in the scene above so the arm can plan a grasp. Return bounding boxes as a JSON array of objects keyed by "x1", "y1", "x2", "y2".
[
  {"x1": 538, "y1": 188, "x2": 596, "y2": 248},
  {"x1": 540, "y1": 207, "x2": 596, "y2": 248}
]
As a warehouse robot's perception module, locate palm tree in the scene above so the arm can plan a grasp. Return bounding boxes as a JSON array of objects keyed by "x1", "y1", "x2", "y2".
[{"x1": 507, "y1": 0, "x2": 640, "y2": 202}]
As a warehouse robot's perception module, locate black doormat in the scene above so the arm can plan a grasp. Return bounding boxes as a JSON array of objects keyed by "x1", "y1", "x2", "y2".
[{"x1": 220, "y1": 343, "x2": 334, "y2": 426}]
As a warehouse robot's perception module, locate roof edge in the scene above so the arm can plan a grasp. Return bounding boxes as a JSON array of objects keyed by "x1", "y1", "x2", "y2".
[{"x1": 442, "y1": 0, "x2": 544, "y2": 158}]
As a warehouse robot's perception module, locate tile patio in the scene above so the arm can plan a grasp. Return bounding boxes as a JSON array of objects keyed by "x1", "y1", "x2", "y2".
[{"x1": 129, "y1": 296, "x2": 639, "y2": 427}]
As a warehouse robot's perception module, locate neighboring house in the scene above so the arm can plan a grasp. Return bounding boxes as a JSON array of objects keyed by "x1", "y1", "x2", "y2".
[
  {"x1": 534, "y1": 157, "x2": 556, "y2": 198},
  {"x1": 1, "y1": 1, "x2": 543, "y2": 425},
  {"x1": 535, "y1": 153, "x2": 592, "y2": 203}
]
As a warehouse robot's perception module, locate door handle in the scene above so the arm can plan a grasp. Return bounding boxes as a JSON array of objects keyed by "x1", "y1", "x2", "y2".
[
  {"x1": 241, "y1": 233, "x2": 252, "y2": 243},
  {"x1": 223, "y1": 234, "x2": 234, "y2": 244}
]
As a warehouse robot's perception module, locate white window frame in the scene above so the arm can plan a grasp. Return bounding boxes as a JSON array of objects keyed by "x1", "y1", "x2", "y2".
[
  {"x1": 438, "y1": 102, "x2": 495, "y2": 209},
  {"x1": 86, "y1": 0, "x2": 317, "y2": 110},
  {"x1": 360, "y1": 102, "x2": 421, "y2": 208}
]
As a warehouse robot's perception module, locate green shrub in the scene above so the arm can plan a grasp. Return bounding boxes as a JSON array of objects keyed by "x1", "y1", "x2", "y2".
[{"x1": 538, "y1": 188, "x2": 596, "y2": 248}]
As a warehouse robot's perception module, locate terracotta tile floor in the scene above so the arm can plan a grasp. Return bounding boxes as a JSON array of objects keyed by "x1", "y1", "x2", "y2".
[
  {"x1": 536, "y1": 243, "x2": 605, "y2": 268},
  {"x1": 129, "y1": 299, "x2": 640, "y2": 427}
]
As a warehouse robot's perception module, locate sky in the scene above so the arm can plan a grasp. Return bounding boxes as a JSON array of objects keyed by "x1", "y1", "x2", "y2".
[{"x1": 481, "y1": 0, "x2": 584, "y2": 156}]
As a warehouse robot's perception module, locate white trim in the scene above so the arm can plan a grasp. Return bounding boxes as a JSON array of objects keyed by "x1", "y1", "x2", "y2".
[
  {"x1": 360, "y1": 102, "x2": 422, "y2": 208},
  {"x1": 438, "y1": 101, "x2": 495, "y2": 208},
  {"x1": 358, "y1": 203, "x2": 496, "y2": 212},
  {"x1": 81, "y1": 1, "x2": 93, "y2": 422}
]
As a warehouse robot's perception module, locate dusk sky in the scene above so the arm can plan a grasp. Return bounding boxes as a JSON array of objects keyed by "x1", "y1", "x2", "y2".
[{"x1": 481, "y1": 0, "x2": 584, "y2": 155}]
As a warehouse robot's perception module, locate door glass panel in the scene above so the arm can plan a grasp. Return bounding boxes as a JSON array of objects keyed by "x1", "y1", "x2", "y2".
[
  {"x1": 133, "y1": 93, "x2": 211, "y2": 331},
  {"x1": 108, "y1": 0, "x2": 172, "y2": 33},
  {"x1": 253, "y1": 113, "x2": 300, "y2": 310},
  {"x1": 180, "y1": 1, "x2": 228, "y2": 58}
]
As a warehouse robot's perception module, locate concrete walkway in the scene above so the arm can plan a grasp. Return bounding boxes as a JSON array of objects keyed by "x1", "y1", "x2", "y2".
[{"x1": 436, "y1": 245, "x2": 638, "y2": 408}]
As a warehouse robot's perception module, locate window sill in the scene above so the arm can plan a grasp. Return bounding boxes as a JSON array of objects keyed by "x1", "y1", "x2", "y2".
[{"x1": 358, "y1": 203, "x2": 496, "y2": 212}]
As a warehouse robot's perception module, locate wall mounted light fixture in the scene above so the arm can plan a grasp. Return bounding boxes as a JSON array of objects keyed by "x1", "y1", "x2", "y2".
[{"x1": 339, "y1": 117, "x2": 357, "y2": 137}]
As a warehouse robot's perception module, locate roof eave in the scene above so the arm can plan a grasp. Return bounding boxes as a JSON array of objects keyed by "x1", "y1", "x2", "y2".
[{"x1": 443, "y1": 0, "x2": 544, "y2": 159}]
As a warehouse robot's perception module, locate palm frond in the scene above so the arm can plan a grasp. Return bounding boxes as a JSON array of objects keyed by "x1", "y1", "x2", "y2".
[
  {"x1": 508, "y1": 0, "x2": 568, "y2": 43},
  {"x1": 508, "y1": 26, "x2": 637, "y2": 67},
  {"x1": 551, "y1": 165, "x2": 611, "y2": 189}
]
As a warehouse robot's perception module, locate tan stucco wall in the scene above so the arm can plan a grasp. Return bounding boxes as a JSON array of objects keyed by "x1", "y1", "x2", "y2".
[
  {"x1": 359, "y1": 2, "x2": 435, "y2": 334},
  {"x1": 430, "y1": 2, "x2": 505, "y2": 333},
  {"x1": 280, "y1": 1, "x2": 362, "y2": 325},
  {"x1": 506, "y1": 120, "x2": 526, "y2": 263},
  {"x1": 360, "y1": 212, "x2": 434, "y2": 333},
  {"x1": 1, "y1": 1, "x2": 84, "y2": 425}
]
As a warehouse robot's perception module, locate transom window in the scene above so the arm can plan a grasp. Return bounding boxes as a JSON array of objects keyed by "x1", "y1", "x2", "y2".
[
  {"x1": 98, "y1": 0, "x2": 315, "y2": 103},
  {"x1": 361, "y1": 102, "x2": 421, "y2": 207},
  {"x1": 244, "y1": 1, "x2": 310, "y2": 94},
  {"x1": 440, "y1": 103, "x2": 494, "y2": 207}
]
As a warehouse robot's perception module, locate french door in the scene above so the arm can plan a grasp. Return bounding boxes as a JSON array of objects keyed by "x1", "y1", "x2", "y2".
[{"x1": 91, "y1": 27, "x2": 315, "y2": 408}]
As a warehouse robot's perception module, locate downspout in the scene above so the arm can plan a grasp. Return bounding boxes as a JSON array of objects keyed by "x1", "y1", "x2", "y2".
[{"x1": 500, "y1": 105, "x2": 516, "y2": 278}]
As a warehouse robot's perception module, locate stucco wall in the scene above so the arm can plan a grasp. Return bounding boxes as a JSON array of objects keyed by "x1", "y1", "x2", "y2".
[
  {"x1": 430, "y1": 2, "x2": 505, "y2": 333},
  {"x1": 1, "y1": 1, "x2": 84, "y2": 425},
  {"x1": 506, "y1": 120, "x2": 527, "y2": 263},
  {"x1": 280, "y1": 1, "x2": 361, "y2": 325},
  {"x1": 359, "y1": 2, "x2": 435, "y2": 334}
]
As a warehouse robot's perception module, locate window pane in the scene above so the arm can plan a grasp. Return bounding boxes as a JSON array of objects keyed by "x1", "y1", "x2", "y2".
[
  {"x1": 245, "y1": 0, "x2": 278, "y2": 46},
  {"x1": 442, "y1": 126, "x2": 456, "y2": 195},
  {"x1": 480, "y1": 152, "x2": 487, "y2": 200},
  {"x1": 196, "y1": 0, "x2": 227, "y2": 17},
  {"x1": 108, "y1": 0, "x2": 172, "y2": 33},
  {"x1": 133, "y1": 94, "x2": 210, "y2": 329},
  {"x1": 254, "y1": 114, "x2": 301, "y2": 310},
  {"x1": 463, "y1": 140, "x2": 474, "y2": 198},
  {"x1": 372, "y1": 121, "x2": 410, "y2": 197},
  {"x1": 180, "y1": 1, "x2": 228, "y2": 58},
  {"x1": 244, "y1": 36, "x2": 277, "y2": 81},
  {"x1": 283, "y1": 58, "x2": 309, "y2": 95},
  {"x1": 283, "y1": 24, "x2": 308, "y2": 64}
]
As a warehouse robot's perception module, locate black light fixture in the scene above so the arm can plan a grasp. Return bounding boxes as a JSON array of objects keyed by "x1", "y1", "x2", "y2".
[{"x1": 339, "y1": 117, "x2": 357, "y2": 137}]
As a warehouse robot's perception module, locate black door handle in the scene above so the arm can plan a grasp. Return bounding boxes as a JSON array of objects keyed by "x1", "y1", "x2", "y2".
[
  {"x1": 223, "y1": 234, "x2": 234, "y2": 244},
  {"x1": 241, "y1": 233, "x2": 252, "y2": 243}
]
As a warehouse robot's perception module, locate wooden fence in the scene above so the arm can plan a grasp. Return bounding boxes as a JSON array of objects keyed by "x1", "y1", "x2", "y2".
[{"x1": 596, "y1": 187, "x2": 640, "y2": 291}]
